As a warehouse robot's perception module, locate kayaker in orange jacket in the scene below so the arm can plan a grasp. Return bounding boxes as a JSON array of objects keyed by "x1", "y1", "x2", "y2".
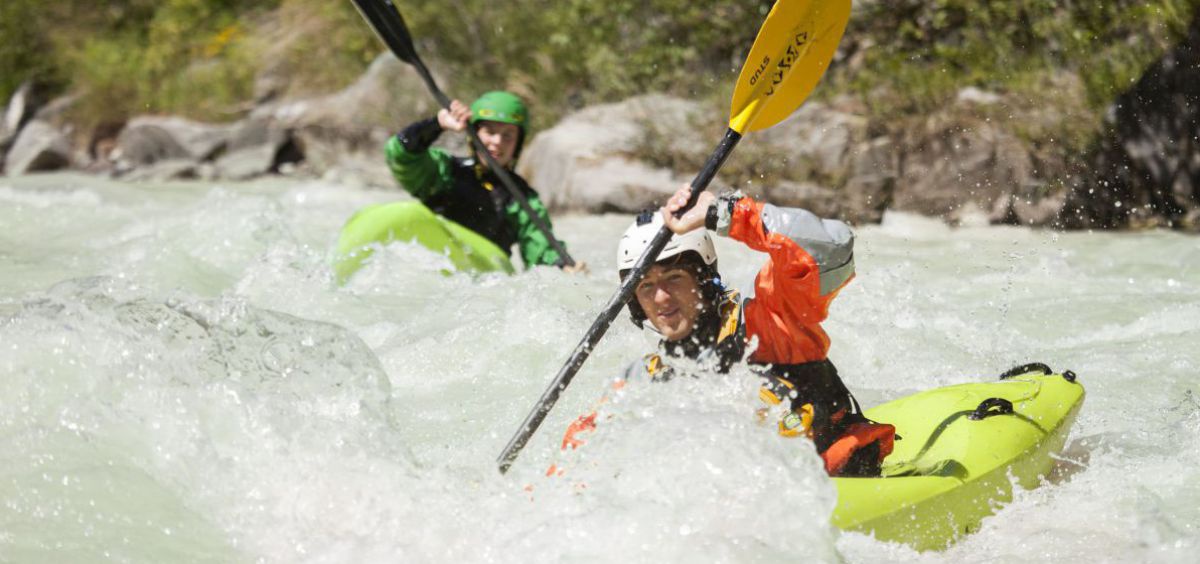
[{"x1": 558, "y1": 186, "x2": 894, "y2": 477}]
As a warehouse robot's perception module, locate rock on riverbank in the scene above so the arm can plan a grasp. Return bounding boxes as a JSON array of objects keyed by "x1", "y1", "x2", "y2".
[{"x1": 5, "y1": 15, "x2": 1199, "y2": 232}]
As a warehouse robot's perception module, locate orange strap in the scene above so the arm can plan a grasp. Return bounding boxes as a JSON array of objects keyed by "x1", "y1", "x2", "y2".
[{"x1": 820, "y1": 422, "x2": 896, "y2": 476}]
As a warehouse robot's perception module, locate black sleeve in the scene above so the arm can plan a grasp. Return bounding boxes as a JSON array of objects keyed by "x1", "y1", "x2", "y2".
[{"x1": 395, "y1": 117, "x2": 444, "y2": 153}]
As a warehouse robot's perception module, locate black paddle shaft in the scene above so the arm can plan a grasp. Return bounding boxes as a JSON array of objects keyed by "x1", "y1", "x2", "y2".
[
  {"x1": 351, "y1": 0, "x2": 575, "y2": 267},
  {"x1": 496, "y1": 128, "x2": 742, "y2": 473}
]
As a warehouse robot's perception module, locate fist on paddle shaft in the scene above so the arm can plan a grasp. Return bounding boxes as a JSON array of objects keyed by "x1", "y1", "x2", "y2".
[{"x1": 663, "y1": 186, "x2": 716, "y2": 235}]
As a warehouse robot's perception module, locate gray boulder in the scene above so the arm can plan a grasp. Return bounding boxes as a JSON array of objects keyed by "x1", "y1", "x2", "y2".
[
  {"x1": 212, "y1": 118, "x2": 298, "y2": 180},
  {"x1": 106, "y1": 52, "x2": 430, "y2": 183},
  {"x1": 214, "y1": 146, "x2": 279, "y2": 180},
  {"x1": 753, "y1": 101, "x2": 869, "y2": 183},
  {"x1": 2, "y1": 82, "x2": 51, "y2": 172},
  {"x1": 4, "y1": 119, "x2": 72, "y2": 175},
  {"x1": 891, "y1": 117, "x2": 1035, "y2": 225},
  {"x1": 764, "y1": 180, "x2": 842, "y2": 218},
  {"x1": 253, "y1": 52, "x2": 435, "y2": 179},
  {"x1": 257, "y1": 52, "x2": 436, "y2": 134},
  {"x1": 995, "y1": 186, "x2": 1069, "y2": 227},
  {"x1": 518, "y1": 94, "x2": 708, "y2": 213},
  {"x1": 841, "y1": 136, "x2": 900, "y2": 224},
  {"x1": 2, "y1": 83, "x2": 39, "y2": 157},
  {"x1": 113, "y1": 116, "x2": 237, "y2": 168},
  {"x1": 111, "y1": 115, "x2": 300, "y2": 181}
]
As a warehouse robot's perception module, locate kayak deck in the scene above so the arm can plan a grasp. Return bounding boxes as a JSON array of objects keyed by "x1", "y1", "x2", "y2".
[{"x1": 832, "y1": 366, "x2": 1084, "y2": 550}]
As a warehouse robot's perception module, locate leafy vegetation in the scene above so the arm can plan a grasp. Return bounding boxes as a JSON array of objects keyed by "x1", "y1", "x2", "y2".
[
  {"x1": 0, "y1": 0, "x2": 377, "y2": 129},
  {"x1": 392, "y1": 0, "x2": 778, "y2": 130},
  {"x1": 1, "y1": 1, "x2": 60, "y2": 98},
  {"x1": 836, "y1": 0, "x2": 1196, "y2": 144},
  {"x1": 1, "y1": 0, "x2": 1195, "y2": 145}
]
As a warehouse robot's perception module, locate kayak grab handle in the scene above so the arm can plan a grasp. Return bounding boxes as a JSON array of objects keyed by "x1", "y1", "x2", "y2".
[
  {"x1": 998, "y1": 363, "x2": 1053, "y2": 380},
  {"x1": 969, "y1": 398, "x2": 1014, "y2": 420},
  {"x1": 999, "y1": 363, "x2": 1079, "y2": 384}
]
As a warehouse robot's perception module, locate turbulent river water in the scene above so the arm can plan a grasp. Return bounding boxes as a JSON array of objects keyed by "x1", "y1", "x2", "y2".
[{"x1": 1, "y1": 173, "x2": 1197, "y2": 563}]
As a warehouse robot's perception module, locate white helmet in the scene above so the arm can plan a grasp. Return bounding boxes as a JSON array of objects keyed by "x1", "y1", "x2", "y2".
[{"x1": 617, "y1": 210, "x2": 717, "y2": 275}]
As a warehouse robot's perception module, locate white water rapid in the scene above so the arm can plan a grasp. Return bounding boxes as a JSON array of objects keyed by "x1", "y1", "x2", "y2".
[{"x1": 2, "y1": 174, "x2": 1197, "y2": 563}]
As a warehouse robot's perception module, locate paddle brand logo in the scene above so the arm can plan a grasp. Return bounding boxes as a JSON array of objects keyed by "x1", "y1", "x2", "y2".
[
  {"x1": 765, "y1": 29, "x2": 811, "y2": 97},
  {"x1": 747, "y1": 55, "x2": 771, "y2": 87}
]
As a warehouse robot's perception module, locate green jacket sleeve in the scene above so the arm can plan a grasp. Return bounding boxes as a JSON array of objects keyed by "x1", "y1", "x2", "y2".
[
  {"x1": 505, "y1": 194, "x2": 565, "y2": 268},
  {"x1": 384, "y1": 120, "x2": 455, "y2": 200}
]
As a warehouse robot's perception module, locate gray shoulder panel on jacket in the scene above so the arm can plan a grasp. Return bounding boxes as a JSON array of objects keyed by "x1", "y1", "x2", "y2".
[{"x1": 759, "y1": 203, "x2": 855, "y2": 295}]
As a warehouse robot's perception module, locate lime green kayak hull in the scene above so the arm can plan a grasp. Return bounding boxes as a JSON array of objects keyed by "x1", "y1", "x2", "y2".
[
  {"x1": 333, "y1": 201, "x2": 515, "y2": 282},
  {"x1": 832, "y1": 370, "x2": 1084, "y2": 551}
]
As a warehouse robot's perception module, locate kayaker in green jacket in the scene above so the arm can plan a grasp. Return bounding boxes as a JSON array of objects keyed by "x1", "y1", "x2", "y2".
[{"x1": 385, "y1": 91, "x2": 582, "y2": 271}]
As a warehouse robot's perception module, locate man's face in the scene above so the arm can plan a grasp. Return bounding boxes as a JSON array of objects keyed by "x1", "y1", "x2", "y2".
[
  {"x1": 476, "y1": 121, "x2": 520, "y2": 167},
  {"x1": 634, "y1": 264, "x2": 704, "y2": 342}
]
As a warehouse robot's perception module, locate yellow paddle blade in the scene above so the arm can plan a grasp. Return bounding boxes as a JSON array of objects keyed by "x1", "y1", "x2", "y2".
[{"x1": 729, "y1": 0, "x2": 852, "y2": 134}]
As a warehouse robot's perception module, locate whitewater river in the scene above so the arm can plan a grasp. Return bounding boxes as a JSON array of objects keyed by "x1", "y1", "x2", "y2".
[{"x1": 1, "y1": 173, "x2": 1197, "y2": 563}]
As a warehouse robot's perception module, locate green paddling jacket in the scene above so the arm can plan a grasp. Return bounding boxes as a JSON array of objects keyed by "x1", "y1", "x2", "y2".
[{"x1": 385, "y1": 118, "x2": 566, "y2": 268}]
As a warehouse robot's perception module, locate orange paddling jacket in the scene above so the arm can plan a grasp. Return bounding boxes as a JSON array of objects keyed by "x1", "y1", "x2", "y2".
[{"x1": 559, "y1": 195, "x2": 894, "y2": 477}]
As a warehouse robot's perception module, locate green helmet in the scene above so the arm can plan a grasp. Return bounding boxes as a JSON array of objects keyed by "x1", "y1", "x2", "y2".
[{"x1": 469, "y1": 91, "x2": 528, "y2": 133}]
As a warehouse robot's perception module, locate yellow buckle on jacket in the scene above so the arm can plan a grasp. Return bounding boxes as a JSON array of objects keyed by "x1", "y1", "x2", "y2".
[
  {"x1": 777, "y1": 403, "x2": 814, "y2": 438},
  {"x1": 646, "y1": 355, "x2": 664, "y2": 379}
]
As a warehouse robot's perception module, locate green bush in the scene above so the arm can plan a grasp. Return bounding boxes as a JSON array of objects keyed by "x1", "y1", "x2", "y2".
[
  {"x1": 388, "y1": 0, "x2": 775, "y2": 129},
  {"x1": 0, "y1": 0, "x2": 1194, "y2": 149},
  {"x1": 62, "y1": 0, "x2": 266, "y2": 125},
  {"x1": 248, "y1": 0, "x2": 378, "y2": 99},
  {"x1": 0, "y1": 1, "x2": 59, "y2": 101},
  {"x1": 837, "y1": 0, "x2": 1196, "y2": 128}
]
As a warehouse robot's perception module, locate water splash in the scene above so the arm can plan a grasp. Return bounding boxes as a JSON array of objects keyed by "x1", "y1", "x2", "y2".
[{"x1": 3, "y1": 175, "x2": 1199, "y2": 562}]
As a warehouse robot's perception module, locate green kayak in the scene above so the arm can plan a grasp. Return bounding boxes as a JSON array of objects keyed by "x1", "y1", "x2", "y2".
[
  {"x1": 832, "y1": 364, "x2": 1085, "y2": 550},
  {"x1": 333, "y1": 201, "x2": 515, "y2": 283}
]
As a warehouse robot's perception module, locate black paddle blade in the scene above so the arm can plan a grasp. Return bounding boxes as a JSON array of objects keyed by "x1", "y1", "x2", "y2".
[{"x1": 350, "y1": 0, "x2": 420, "y2": 66}]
